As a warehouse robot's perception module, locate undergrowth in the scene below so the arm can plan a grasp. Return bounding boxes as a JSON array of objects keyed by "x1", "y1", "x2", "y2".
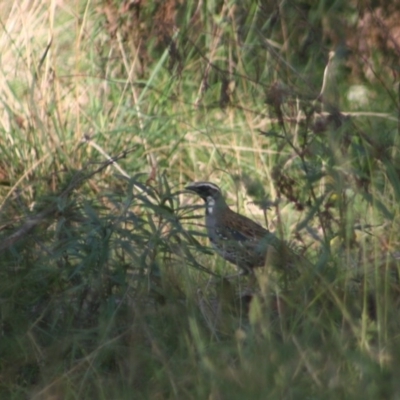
[{"x1": 1, "y1": 1, "x2": 400, "y2": 399}]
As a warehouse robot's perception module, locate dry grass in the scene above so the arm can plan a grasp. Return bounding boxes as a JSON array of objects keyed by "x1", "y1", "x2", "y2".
[{"x1": 1, "y1": 1, "x2": 400, "y2": 399}]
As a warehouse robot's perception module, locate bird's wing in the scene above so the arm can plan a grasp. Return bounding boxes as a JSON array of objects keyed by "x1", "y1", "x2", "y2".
[{"x1": 218, "y1": 209, "x2": 271, "y2": 242}]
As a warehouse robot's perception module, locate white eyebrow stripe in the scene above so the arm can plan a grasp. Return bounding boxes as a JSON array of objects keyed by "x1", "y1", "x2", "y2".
[{"x1": 189, "y1": 182, "x2": 220, "y2": 191}]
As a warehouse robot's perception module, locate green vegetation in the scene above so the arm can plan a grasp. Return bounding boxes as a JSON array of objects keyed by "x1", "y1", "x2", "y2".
[{"x1": 1, "y1": 1, "x2": 400, "y2": 398}]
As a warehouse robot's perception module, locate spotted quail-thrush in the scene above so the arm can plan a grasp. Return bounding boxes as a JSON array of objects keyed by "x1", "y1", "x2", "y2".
[{"x1": 185, "y1": 181, "x2": 306, "y2": 275}]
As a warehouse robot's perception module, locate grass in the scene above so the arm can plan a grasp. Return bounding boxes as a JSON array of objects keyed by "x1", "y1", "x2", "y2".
[{"x1": 1, "y1": 0, "x2": 400, "y2": 398}]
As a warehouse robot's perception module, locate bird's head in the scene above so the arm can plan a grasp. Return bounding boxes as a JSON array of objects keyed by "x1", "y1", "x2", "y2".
[{"x1": 185, "y1": 182, "x2": 225, "y2": 214}]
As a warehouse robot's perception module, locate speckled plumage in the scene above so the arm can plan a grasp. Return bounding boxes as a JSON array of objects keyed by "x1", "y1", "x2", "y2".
[{"x1": 185, "y1": 182, "x2": 303, "y2": 274}]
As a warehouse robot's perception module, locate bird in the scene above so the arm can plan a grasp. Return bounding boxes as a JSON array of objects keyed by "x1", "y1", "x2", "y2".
[{"x1": 185, "y1": 181, "x2": 307, "y2": 275}]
